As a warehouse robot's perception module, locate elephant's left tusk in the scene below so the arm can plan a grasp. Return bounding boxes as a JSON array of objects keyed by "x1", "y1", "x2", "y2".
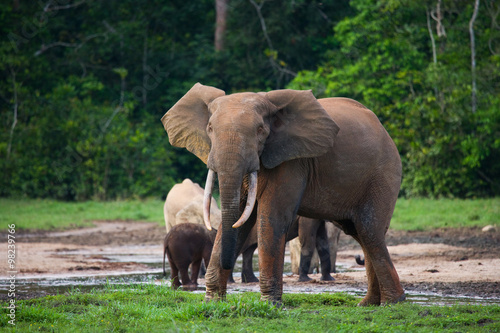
[
  {"x1": 203, "y1": 169, "x2": 216, "y2": 231},
  {"x1": 232, "y1": 171, "x2": 257, "y2": 228}
]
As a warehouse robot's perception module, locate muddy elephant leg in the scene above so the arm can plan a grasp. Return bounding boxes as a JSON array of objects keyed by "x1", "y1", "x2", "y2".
[
  {"x1": 258, "y1": 221, "x2": 287, "y2": 304},
  {"x1": 327, "y1": 224, "x2": 341, "y2": 273},
  {"x1": 316, "y1": 222, "x2": 334, "y2": 281},
  {"x1": 205, "y1": 212, "x2": 256, "y2": 301},
  {"x1": 166, "y1": 250, "x2": 181, "y2": 288},
  {"x1": 190, "y1": 259, "x2": 202, "y2": 285},
  {"x1": 205, "y1": 228, "x2": 232, "y2": 300},
  {"x1": 298, "y1": 219, "x2": 317, "y2": 282},
  {"x1": 227, "y1": 269, "x2": 236, "y2": 283},
  {"x1": 171, "y1": 266, "x2": 181, "y2": 288},
  {"x1": 357, "y1": 246, "x2": 381, "y2": 306},
  {"x1": 355, "y1": 213, "x2": 405, "y2": 306},
  {"x1": 258, "y1": 165, "x2": 306, "y2": 304},
  {"x1": 364, "y1": 242, "x2": 404, "y2": 305},
  {"x1": 179, "y1": 264, "x2": 194, "y2": 288},
  {"x1": 241, "y1": 243, "x2": 259, "y2": 283}
]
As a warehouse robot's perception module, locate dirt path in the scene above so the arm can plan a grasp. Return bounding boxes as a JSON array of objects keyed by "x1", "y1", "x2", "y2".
[{"x1": 2, "y1": 221, "x2": 499, "y2": 300}]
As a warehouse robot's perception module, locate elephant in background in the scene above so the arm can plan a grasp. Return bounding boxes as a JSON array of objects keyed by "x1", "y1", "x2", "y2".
[
  {"x1": 162, "y1": 83, "x2": 404, "y2": 306},
  {"x1": 164, "y1": 179, "x2": 259, "y2": 283},
  {"x1": 163, "y1": 223, "x2": 216, "y2": 289},
  {"x1": 164, "y1": 178, "x2": 221, "y2": 232},
  {"x1": 289, "y1": 217, "x2": 341, "y2": 282}
]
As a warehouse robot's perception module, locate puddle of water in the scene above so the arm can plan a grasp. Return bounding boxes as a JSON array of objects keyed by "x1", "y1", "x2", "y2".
[
  {"x1": 3, "y1": 271, "x2": 498, "y2": 306},
  {"x1": 2, "y1": 245, "x2": 497, "y2": 306},
  {"x1": 1, "y1": 271, "x2": 165, "y2": 299}
]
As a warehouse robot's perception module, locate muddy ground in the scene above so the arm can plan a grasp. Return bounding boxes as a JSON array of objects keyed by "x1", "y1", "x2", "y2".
[{"x1": 2, "y1": 221, "x2": 499, "y2": 301}]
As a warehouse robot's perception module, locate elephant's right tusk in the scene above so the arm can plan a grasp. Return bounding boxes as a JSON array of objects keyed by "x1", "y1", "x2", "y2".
[
  {"x1": 203, "y1": 169, "x2": 216, "y2": 231},
  {"x1": 232, "y1": 171, "x2": 257, "y2": 229}
]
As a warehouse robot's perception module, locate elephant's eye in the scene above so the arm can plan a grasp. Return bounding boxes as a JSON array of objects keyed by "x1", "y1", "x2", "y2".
[{"x1": 207, "y1": 123, "x2": 213, "y2": 133}]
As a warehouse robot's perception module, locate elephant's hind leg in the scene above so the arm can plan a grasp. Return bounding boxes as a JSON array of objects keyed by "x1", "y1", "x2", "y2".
[
  {"x1": 357, "y1": 248, "x2": 381, "y2": 306},
  {"x1": 179, "y1": 264, "x2": 194, "y2": 289},
  {"x1": 316, "y1": 222, "x2": 334, "y2": 281},
  {"x1": 241, "y1": 244, "x2": 259, "y2": 283},
  {"x1": 189, "y1": 259, "x2": 202, "y2": 286},
  {"x1": 166, "y1": 249, "x2": 181, "y2": 288},
  {"x1": 354, "y1": 212, "x2": 405, "y2": 305}
]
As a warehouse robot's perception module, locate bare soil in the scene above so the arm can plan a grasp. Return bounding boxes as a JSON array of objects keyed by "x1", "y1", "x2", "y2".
[{"x1": 2, "y1": 221, "x2": 499, "y2": 301}]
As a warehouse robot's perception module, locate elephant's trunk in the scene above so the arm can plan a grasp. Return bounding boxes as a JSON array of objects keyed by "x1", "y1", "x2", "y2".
[
  {"x1": 203, "y1": 169, "x2": 258, "y2": 270},
  {"x1": 204, "y1": 170, "x2": 257, "y2": 229},
  {"x1": 218, "y1": 173, "x2": 242, "y2": 269},
  {"x1": 232, "y1": 171, "x2": 257, "y2": 228}
]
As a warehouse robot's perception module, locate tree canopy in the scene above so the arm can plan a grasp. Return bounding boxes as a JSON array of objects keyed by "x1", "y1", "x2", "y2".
[{"x1": 1, "y1": 0, "x2": 498, "y2": 200}]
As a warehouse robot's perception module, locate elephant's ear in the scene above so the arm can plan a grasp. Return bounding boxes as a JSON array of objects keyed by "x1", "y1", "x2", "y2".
[
  {"x1": 262, "y1": 89, "x2": 339, "y2": 169},
  {"x1": 161, "y1": 83, "x2": 225, "y2": 164}
]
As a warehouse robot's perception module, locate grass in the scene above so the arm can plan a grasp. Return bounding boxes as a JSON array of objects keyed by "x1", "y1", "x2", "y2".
[
  {"x1": 0, "y1": 284, "x2": 498, "y2": 332},
  {"x1": 391, "y1": 197, "x2": 499, "y2": 231},
  {"x1": 0, "y1": 198, "x2": 165, "y2": 230},
  {"x1": 1, "y1": 197, "x2": 498, "y2": 231}
]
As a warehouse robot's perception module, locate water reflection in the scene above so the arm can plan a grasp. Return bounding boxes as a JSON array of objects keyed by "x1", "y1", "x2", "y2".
[{"x1": 2, "y1": 271, "x2": 498, "y2": 306}]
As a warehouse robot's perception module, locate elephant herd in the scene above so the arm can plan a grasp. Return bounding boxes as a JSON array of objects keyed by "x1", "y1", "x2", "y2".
[
  {"x1": 161, "y1": 83, "x2": 405, "y2": 306},
  {"x1": 162, "y1": 178, "x2": 344, "y2": 288}
]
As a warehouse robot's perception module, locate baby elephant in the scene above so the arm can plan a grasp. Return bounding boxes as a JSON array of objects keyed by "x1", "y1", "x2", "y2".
[{"x1": 163, "y1": 223, "x2": 215, "y2": 289}]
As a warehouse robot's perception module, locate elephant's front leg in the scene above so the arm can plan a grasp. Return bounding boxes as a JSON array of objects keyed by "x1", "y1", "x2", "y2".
[
  {"x1": 257, "y1": 163, "x2": 306, "y2": 305},
  {"x1": 257, "y1": 217, "x2": 287, "y2": 305},
  {"x1": 205, "y1": 213, "x2": 256, "y2": 300},
  {"x1": 205, "y1": 228, "x2": 232, "y2": 301}
]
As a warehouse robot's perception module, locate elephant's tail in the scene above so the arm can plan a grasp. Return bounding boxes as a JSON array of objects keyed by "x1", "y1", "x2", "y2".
[{"x1": 355, "y1": 254, "x2": 365, "y2": 266}]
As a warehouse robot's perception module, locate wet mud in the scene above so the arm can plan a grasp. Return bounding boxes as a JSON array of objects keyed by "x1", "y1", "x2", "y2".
[{"x1": 1, "y1": 221, "x2": 499, "y2": 304}]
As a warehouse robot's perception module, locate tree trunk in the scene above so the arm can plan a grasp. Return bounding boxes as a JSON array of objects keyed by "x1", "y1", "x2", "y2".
[
  {"x1": 7, "y1": 69, "x2": 18, "y2": 160},
  {"x1": 215, "y1": 0, "x2": 229, "y2": 51},
  {"x1": 470, "y1": 0, "x2": 480, "y2": 113}
]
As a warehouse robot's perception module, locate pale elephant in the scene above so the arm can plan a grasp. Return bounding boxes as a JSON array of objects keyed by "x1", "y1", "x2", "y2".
[
  {"x1": 162, "y1": 83, "x2": 404, "y2": 306},
  {"x1": 289, "y1": 217, "x2": 341, "y2": 282},
  {"x1": 164, "y1": 178, "x2": 221, "y2": 233},
  {"x1": 164, "y1": 178, "x2": 259, "y2": 283}
]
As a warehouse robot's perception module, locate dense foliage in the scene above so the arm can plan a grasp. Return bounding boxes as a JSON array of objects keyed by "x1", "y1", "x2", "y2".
[
  {"x1": 289, "y1": 0, "x2": 500, "y2": 197},
  {"x1": 1, "y1": 0, "x2": 498, "y2": 200}
]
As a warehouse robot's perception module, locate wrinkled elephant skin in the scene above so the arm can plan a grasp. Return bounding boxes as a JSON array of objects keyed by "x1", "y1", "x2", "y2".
[{"x1": 161, "y1": 83, "x2": 405, "y2": 306}]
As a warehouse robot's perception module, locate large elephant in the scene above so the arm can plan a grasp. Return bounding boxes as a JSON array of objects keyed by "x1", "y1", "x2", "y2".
[
  {"x1": 162, "y1": 83, "x2": 404, "y2": 306},
  {"x1": 163, "y1": 223, "x2": 215, "y2": 289},
  {"x1": 164, "y1": 178, "x2": 259, "y2": 283},
  {"x1": 289, "y1": 217, "x2": 341, "y2": 282}
]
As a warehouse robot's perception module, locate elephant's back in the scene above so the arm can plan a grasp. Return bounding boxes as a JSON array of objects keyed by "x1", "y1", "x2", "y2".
[
  {"x1": 318, "y1": 97, "x2": 386, "y2": 138},
  {"x1": 318, "y1": 97, "x2": 400, "y2": 168},
  {"x1": 166, "y1": 179, "x2": 205, "y2": 208},
  {"x1": 167, "y1": 223, "x2": 211, "y2": 248}
]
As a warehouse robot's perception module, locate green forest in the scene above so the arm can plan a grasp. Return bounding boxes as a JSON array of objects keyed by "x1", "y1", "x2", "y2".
[{"x1": 1, "y1": 0, "x2": 499, "y2": 201}]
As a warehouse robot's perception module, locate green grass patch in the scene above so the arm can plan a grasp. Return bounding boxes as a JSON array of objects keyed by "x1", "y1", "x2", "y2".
[
  {"x1": 392, "y1": 198, "x2": 500, "y2": 231},
  {"x1": 0, "y1": 198, "x2": 165, "y2": 230},
  {"x1": 1, "y1": 284, "x2": 499, "y2": 332},
  {"x1": 1, "y1": 197, "x2": 498, "y2": 231}
]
